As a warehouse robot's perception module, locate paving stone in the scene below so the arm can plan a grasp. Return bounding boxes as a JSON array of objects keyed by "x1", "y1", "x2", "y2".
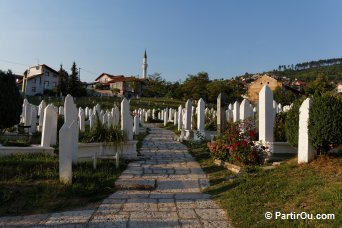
[
  {"x1": 115, "y1": 178, "x2": 156, "y2": 190},
  {"x1": 45, "y1": 210, "x2": 93, "y2": 225},
  {"x1": 0, "y1": 214, "x2": 49, "y2": 226},
  {"x1": 195, "y1": 208, "x2": 227, "y2": 220},
  {"x1": 178, "y1": 208, "x2": 198, "y2": 219},
  {"x1": 179, "y1": 219, "x2": 202, "y2": 228},
  {"x1": 201, "y1": 219, "x2": 232, "y2": 228}
]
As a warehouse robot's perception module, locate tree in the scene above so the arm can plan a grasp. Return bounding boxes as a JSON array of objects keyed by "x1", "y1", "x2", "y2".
[
  {"x1": 273, "y1": 86, "x2": 296, "y2": 105},
  {"x1": 57, "y1": 64, "x2": 69, "y2": 96},
  {"x1": 141, "y1": 73, "x2": 168, "y2": 97},
  {"x1": 0, "y1": 70, "x2": 23, "y2": 135},
  {"x1": 305, "y1": 73, "x2": 335, "y2": 95},
  {"x1": 67, "y1": 62, "x2": 86, "y2": 97},
  {"x1": 181, "y1": 72, "x2": 210, "y2": 100}
]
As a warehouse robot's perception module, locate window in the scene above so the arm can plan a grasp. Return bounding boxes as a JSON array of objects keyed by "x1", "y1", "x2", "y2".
[
  {"x1": 39, "y1": 77, "x2": 42, "y2": 84},
  {"x1": 52, "y1": 82, "x2": 57, "y2": 87},
  {"x1": 46, "y1": 72, "x2": 49, "y2": 76},
  {"x1": 44, "y1": 81, "x2": 49, "y2": 88},
  {"x1": 32, "y1": 87, "x2": 36, "y2": 92},
  {"x1": 33, "y1": 78, "x2": 36, "y2": 84}
]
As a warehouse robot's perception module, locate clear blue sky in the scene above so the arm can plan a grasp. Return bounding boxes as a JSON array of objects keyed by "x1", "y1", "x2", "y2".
[{"x1": 0, "y1": 0, "x2": 341, "y2": 82}]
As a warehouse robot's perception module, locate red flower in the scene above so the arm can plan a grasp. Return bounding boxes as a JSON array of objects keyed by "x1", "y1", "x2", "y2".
[
  {"x1": 248, "y1": 130, "x2": 255, "y2": 138},
  {"x1": 249, "y1": 141, "x2": 254, "y2": 146},
  {"x1": 242, "y1": 140, "x2": 247, "y2": 148}
]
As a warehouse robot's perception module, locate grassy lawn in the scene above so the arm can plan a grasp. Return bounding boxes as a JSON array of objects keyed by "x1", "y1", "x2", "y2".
[
  {"x1": 27, "y1": 96, "x2": 185, "y2": 110},
  {"x1": 187, "y1": 141, "x2": 342, "y2": 227},
  {"x1": 0, "y1": 153, "x2": 127, "y2": 216}
]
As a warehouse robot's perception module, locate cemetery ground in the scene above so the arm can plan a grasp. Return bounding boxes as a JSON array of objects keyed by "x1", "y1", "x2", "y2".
[
  {"x1": 0, "y1": 153, "x2": 127, "y2": 216},
  {"x1": 186, "y1": 140, "x2": 342, "y2": 227}
]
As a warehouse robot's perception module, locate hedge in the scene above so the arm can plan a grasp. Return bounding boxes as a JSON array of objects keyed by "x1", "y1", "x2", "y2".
[
  {"x1": 285, "y1": 96, "x2": 306, "y2": 147},
  {"x1": 309, "y1": 94, "x2": 342, "y2": 154}
]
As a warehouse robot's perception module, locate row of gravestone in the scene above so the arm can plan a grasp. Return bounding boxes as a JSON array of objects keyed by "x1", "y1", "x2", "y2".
[{"x1": 151, "y1": 85, "x2": 314, "y2": 164}]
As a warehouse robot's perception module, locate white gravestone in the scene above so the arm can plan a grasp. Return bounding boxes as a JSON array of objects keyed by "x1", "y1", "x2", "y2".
[
  {"x1": 259, "y1": 85, "x2": 274, "y2": 143},
  {"x1": 41, "y1": 104, "x2": 57, "y2": 147},
  {"x1": 197, "y1": 98, "x2": 205, "y2": 132},
  {"x1": 298, "y1": 98, "x2": 316, "y2": 163}
]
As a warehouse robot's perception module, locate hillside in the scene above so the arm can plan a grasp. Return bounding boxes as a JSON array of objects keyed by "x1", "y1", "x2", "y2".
[{"x1": 266, "y1": 58, "x2": 342, "y2": 82}]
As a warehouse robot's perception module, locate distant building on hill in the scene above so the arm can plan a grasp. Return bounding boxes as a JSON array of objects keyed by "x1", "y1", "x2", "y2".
[
  {"x1": 17, "y1": 64, "x2": 59, "y2": 96},
  {"x1": 247, "y1": 74, "x2": 282, "y2": 104},
  {"x1": 94, "y1": 50, "x2": 148, "y2": 98}
]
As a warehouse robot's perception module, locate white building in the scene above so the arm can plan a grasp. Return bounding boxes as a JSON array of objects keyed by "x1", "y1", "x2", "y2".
[{"x1": 20, "y1": 64, "x2": 59, "y2": 96}]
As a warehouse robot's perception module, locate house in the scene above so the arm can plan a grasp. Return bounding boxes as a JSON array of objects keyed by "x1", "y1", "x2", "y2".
[
  {"x1": 18, "y1": 64, "x2": 59, "y2": 96},
  {"x1": 95, "y1": 73, "x2": 146, "y2": 98},
  {"x1": 94, "y1": 50, "x2": 149, "y2": 98},
  {"x1": 247, "y1": 74, "x2": 282, "y2": 104}
]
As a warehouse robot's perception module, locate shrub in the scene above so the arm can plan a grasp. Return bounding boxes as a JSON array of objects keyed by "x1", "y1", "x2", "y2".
[
  {"x1": 0, "y1": 70, "x2": 23, "y2": 135},
  {"x1": 79, "y1": 115, "x2": 126, "y2": 144},
  {"x1": 208, "y1": 119, "x2": 266, "y2": 166},
  {"x1": 274, "y1": 112, "x2": 287, "y2": 142},
  {"x1": 285, "y1": 96, "x2": 306, "y2": 147},
  {"x1": 309, "y1": 94, "x2": 342, "y2": 154}
]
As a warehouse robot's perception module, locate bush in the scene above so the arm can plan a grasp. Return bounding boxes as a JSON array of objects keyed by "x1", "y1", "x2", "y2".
[
  {"x1": 309, "y1": 94, "x2": 342, "y2": 154},
  {"x1": 0, "y1": 70, "x2": 23, "y2": 135},
  {"x1": 274, "y1": 112, "x2": 287, "y2": 142},
  {"x1": 79, "y1": 115, "x2": 126, "y2": 144},
  {"x1": 285, "y1": 96, "x2": 306, "y2": 147},
  {"x1": 208, "y1": 119, "x2": 267, "y2": 166}
]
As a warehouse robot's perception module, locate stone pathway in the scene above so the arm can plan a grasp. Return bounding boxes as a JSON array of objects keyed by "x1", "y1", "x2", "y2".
[{"x1": 0, "y1": 125, "x2": 231, "y2": 227}]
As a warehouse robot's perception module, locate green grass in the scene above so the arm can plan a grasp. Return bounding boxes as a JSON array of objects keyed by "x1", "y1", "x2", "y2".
[
  {"x1": 0, "y1": 153, "x2": 127, "y2": 216},
  {"x1": 187, "y1": 141, "x2": 342, "y2": 227},
  {"x1": 134, "y1": 127, "x2": 150, "y2": 153},
  {"x1": 27, "y1": 96, "x2": 185, "y2": 110}
]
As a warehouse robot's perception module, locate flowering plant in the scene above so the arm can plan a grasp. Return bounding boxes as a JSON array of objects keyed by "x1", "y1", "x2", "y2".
[{"x1": 208, "y1": 118, "x2": 266, "y2": 166}]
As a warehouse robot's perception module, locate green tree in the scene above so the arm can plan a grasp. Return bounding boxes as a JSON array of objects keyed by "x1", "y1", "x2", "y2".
[
  {"x1": 0, "y1": 70, "x2": 23, "y2": 135},
  {"x1": 273, "y1": 86, "x2": 296, "y2": 105},
  {"x1": 68, "y1": 62, "x2": 86, "y2": 97},
  {"x1": 57, "y1": 64, "x2": 69, "y2": 96},
  {"x1": 142, "y1": 73, "x2": 168, "y2": 97},
  {"x1": 305, "y1": 73, "x2": 335, "y2": 95},
  {"x1": 181, "y1": 72, "x2": 210, "y2": 100}
]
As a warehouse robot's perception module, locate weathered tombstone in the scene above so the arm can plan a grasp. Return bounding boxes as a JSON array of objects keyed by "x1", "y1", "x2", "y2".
[
  {"x1": 24, "y1": 103, "x2": 32, "y2": 127},
  {"x1": 58, "y1": 106, "x2": 64, "y2": 115},
  {"x1": 240, "y1": 99, "x2": 252, "y2": 121},
  {"x1": 64, "y1": 95, "x2": 78, "y2": 164},
  {"x1": 216, "y1": 93, "x2": 226, "y2": 134},
  {"x1": 85, "y1": 107, "x2": 89, "y2": 119},
  {"x1": 233, "y1": 101, "x2": 240, "y2": 122},
  {"x1": 259, "y1": 85, "x2": 274, "y2": 143},
  {"x1": 41, "y1": 104, "x2": 57, "y2": 147},
  {"x1": 89, "y1": 113, "x2": 96, "y2": 129},
  {"x1": 38, "y1": 100, "x2": 46, "y2": 132},
  {"x1": 121, "y1": 98, "x2": 133, "y2": 140},
  {"x1": 152, "y1": 108, "x2": 156, "y2": 120},
  {"x1": 298, "y1": 98, "x2": 316, "y2": 163},
  {"x1": 178, "y1": 105, "x2": 183, "y2": 131},
  {"x1": 112, "y1": 106, "x2": 120, "y2": 126},
  {"x1": 59, "y1": 120, "x2": 76, "y2": 185},
  {"x1": 107, "y1": 113, "x2": 113, "y2": 128},
  {"x1": 164, "y1": 108, "x2": 168, "y2": 126},
  {"x1": 79, "y1": 107, "x2": 85, "y2": 132},
  {"x1": 95, "y1": 104, "x2": 101, "y2": 115},
  {"x1": 133, "y1": 115, "x2": 140, "y2": 135},
  {"x1": 185, "y1": 100, "x2": 192, "y2": 131},
  {"x1": 30, "y1": 106, "x2": 38, "y2": 133},
  {"x1": 174, "y1": 111, "x2": 178, "y2": 126},
  {"x1": 197, "y1": 98, "x2": 205, "y2": 132}
]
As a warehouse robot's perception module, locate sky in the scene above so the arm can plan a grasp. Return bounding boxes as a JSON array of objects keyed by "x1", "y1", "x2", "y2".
[{"x1": 0, "y1": 0, "x2": 341, "y2": 82}]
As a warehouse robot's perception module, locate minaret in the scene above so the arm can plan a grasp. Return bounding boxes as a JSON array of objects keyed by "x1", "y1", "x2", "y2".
[{"x1": 142, "y1": 49, "x2": 148, "y2": 79}]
